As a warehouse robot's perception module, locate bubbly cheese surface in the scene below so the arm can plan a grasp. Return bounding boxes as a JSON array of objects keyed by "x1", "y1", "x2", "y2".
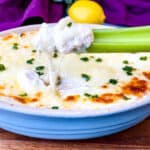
[{"x1": 0, "y1": 29, "x2": 150, "y2": 110}]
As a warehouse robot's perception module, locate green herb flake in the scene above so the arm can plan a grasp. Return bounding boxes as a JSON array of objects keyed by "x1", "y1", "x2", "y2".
[
  {"x1": 123, "y1": 60, "x2": 129, "y2": 64},
  {"x1": 84, "y1": 93, "x2": 91, "y2": 97},
  {"x1": 109, "y1": 79, "x2": 118, "y2": 85},
  {"x1": 26, "y1": 58, "x2": 35, "y2": 64},
  {"x1": 84, "y1": 93, "x2": 98, "y2": 99},
  {"x1": 81, "y1": 73, "x2": 91, "y2": 82},
  {"x1": 36, "y1": 71, "x2": 44, "y2": 76},
  {"x1": 32, "y1": 49, "x2": 36, "y2": 53},
  {"x1": 123, "y1": 95, "x2": 131, "y2": 100},
  {"x1": 123, "y1": 66, "x2": 134, "y2": 72},
  {"x1": 12, "y1": 43, "x2": 19, "y2": 50},
  {"x1": 0, "y1": 64, "x2": 6, "y2": 71},
  {"x1": 19, "y1": 93, "x2": 28, "y2": 97},
  {"x1": 67, "y1": 22, "x2": 72, "y2": 27},
  {"x1": 122, "y1": 65, "x2": 135, "y2": 76},
  {"x1": 80, "y1": 57, "x2": 89, "y2": 62},
  {"x1": 95, "y1": 58, "x2": 102, "y2": 62},
  {"x1": 139, "y1": 56, "x2": 147, "y2": 61},
  {"x1": 126, "y1": 71, "x2": 133, "y2": 76},
  {"x1": 91, "y1": 94, "x2": 98, "y2": 98},
  {"x1": 51, "y1": 106, "x2": 59, "y2": 110},
  {"x1": 35, "y1": 66, "x2": 45, "y2": 71}
]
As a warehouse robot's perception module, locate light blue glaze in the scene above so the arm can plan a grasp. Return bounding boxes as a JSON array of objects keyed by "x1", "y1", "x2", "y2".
[{"x1": 0, "y1": 103, "x2": 149, "y2": 139}]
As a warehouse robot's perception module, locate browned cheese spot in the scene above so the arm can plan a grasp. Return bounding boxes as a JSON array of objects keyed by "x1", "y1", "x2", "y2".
[
  {"x1": 0, "y1": 93, "x2": 39, "y2": 104},
  {"x1": 2, "y1": 34, "x2": 13, "y2": 41},
  {"x1": 92, "y1": 93, "x2": 123, "y2": 104},
  {"x1": 143, "y1": 72, "x2": 150, "y2": 80},
  {"x1": 64, "y1": 95, "x2": 80, "y2": 102},
  {"x1": 101, "y1": 84, "x2": 108, "y2": 89},
  {"x1": 122, "y1": 77, "x2": 148, "y2": 97}
]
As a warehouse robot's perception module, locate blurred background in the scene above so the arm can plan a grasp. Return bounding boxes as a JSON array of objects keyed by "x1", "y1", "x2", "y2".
[{"x1": 1, "y1": 0, "x2": 150, "y2": 31}]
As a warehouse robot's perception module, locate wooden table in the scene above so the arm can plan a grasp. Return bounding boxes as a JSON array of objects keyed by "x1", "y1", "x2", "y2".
[{"x1": 0, "y1": 117, "x2": 149, "y2": 150}]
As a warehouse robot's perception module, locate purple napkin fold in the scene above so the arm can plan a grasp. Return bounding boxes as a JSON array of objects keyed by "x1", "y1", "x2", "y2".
[
  {"x1": 0, "y1": 0, "x2": 150, "y2": 31},
  {"x1": 0, "y1": 0, "x2": 63, "y2": 31},
  {"x1": 97, "y1": 0, "x2": 150, "y2": 26}
]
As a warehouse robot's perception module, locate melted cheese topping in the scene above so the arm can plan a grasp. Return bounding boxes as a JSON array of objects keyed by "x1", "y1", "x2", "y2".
[
  {"x1": 0, "y1": 29, "x2": 150, "y2": 110},
  {"x1": 32, "y1": 17, "x2": 94, "y2": 93},
  {"x1": 32, "y1": 17, "x2": 94, "y2": 54}
]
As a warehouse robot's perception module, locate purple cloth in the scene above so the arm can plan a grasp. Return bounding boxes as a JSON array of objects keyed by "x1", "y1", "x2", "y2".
[
  {"x1": 97, "y1": 0, "x2": 150, "y2": 26},
  {"x1": 1, "y1": 0, "x2": 150, "y2": 31},
  {"x1": 0, "y1": 0, "x2": 63, "y2": 31}
]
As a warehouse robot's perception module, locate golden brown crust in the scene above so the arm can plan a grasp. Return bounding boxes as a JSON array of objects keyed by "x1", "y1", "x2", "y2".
[
  {"x1": 0, "y1": 93, "x2": 39, "y2": 104},
  {"x1": 2, "y1": 34, "x2": 13, "y2": 41},
  {"x1": 122, "y1": 77, "x2": 148, "y2": 97},
  {"x1": 143, "y1": 72, "x2": 150, "y2": 80},
  {"x1": 101, "y1": 84, "x2": 108, "y2": 89},
  {"x1": 92, "y1": 93, "x2": 123, "y2": 104},
  {"x1": 64, "y1": 95, "x2": 80, "y2": 102}
]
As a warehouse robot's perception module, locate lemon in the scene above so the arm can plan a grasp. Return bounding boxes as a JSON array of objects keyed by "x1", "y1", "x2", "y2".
[{"x1": 68, "y1": 0, "x2": 106, "y2": 24}]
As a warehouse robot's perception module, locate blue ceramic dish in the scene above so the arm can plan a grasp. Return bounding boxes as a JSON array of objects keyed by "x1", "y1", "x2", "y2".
[{"x1": 0, "y1": 24, "x2": 149, "y2": 140}]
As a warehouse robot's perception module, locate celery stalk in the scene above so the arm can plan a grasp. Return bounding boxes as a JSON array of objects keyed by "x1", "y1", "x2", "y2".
[{"x1": 87, "y1": 26, "x2": 150, "y2": 53}]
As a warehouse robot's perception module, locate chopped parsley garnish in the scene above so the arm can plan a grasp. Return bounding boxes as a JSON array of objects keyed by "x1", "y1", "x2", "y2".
[
  {"x1": 122, "y1": 65, "x2": 135, "y2": 76},
  {"x1": 123, "y1": 60, "x2": 129, "y2": 64},
  {"x1": 84, "y1": 93, "x2": 98, "y2": 99},
  {"x1": 53, "y1": 50, "x2": 58, "y2": 58},
  {"x1": 36, "y1": 66, "x2": 45, "y2": 76},
  {"x1": 81, "y1": 73, "x2": 91, "y2": 82},
  {"x1": 91, "y1": 94, "x2": 98, "y2": 98},
  {"x1": 32, "y1": 49, "x2": 36, "y2": 53},
  {"x1": 19, "y1": 93, "x2": 28, "y2": 97},
  {"x1": 36, "y1": 71, "x2": 44, "y2": 76},
  {"x1": 35, "y1": 66, "x2": 45, "y2": 71},
  {"x1": 67, "y1": 22, "x2": 72, "y2": 27},
  {"x1": 80, "y1": 57, "x2": 89, "y2": 62},
  {"x1": 123, "y1": 95, "x2": 131, "y2": 100},
  {"x1": 0, "y1": 64, "x2": 6, "y2": 71},
  {"x1": 139, "y1": 56, "x2": 147, "y2": 61},
  {"x1": 109, "y1": 79, "x2": 118, "y2": 85},
  {"x1": 123, "y1": 66, "x2": 134, "y2": 72},
  {"x1": 26, "y1": 58, "x2": 35, "y2": 64},
  {"x1": 126, "y1": 71, "x2": 133, "y2": 76},
  {"x1": 51, "y1": 106, "x2": 59, "y2": 110},
  {"x1": 12, "y1": 43, "x2": 19, "y2": 49},
  {"x1": 84, "y1": 93, "x2": 91, "y2": 97},
  {"x1": 95, "y1": 58, "x2": 102, "y2": 62}
]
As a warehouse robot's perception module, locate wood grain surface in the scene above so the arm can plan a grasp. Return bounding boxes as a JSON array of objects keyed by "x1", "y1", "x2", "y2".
[{"x1": 0, "y1": 117, "x2": 150, "y2": 150}]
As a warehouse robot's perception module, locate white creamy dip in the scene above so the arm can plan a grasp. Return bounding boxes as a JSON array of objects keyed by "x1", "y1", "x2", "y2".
[
  {"x1": 17, "y1": 70, "x2": 45, "y2": 94},
  {"x1": 32, "y1": 17, "x2": 94, "y2": 53},
  {"x1": 53, "y1": 17, "x2": 94, "y2": 53},
  {"x1": 32, "y1": 17, "x2": 94, "y2": 92},
  {"x1": 32, "y1": 23, "x2": 55, "y2": 52}
]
